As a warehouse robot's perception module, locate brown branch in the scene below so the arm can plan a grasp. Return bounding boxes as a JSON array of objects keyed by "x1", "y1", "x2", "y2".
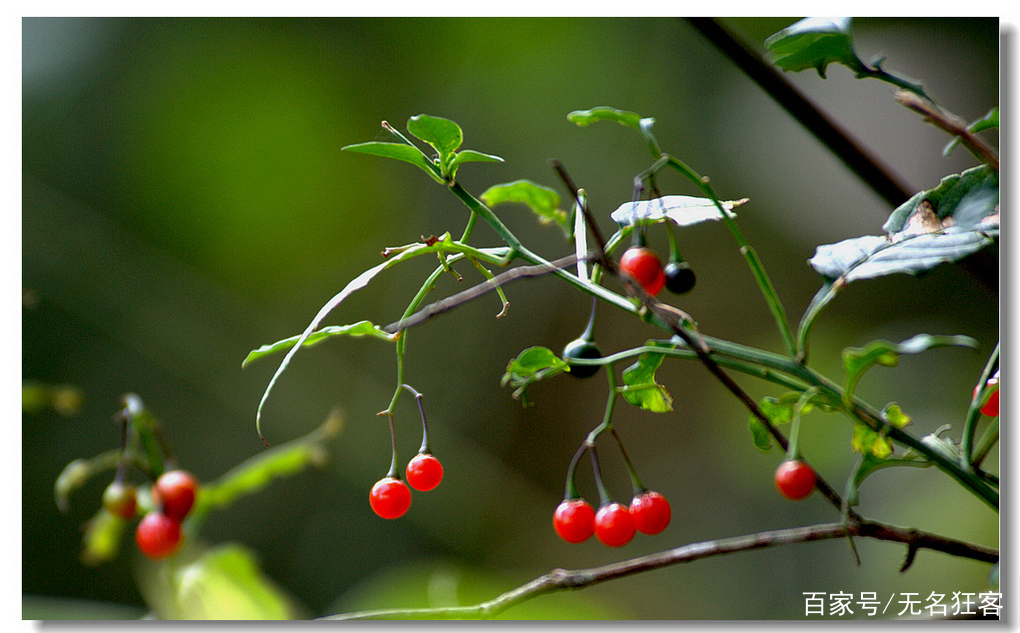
[
  {"x1": 383, "y1": 253, "x2": 582, "y2": 333},
  {"x1": 639, "y1": 291, "x2": 859, "y2": 521},
  {"x1": 894, "y1": 90, "x2": 999, "y2": 173},
  {"x1": 321, "y1": 519, "x2": 997, "y2": 620}
]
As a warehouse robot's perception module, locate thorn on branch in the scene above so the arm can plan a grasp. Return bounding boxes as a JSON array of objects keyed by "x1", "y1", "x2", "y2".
[{"x1": 900, "y1": 543, "x2": 919, "y2": 572}]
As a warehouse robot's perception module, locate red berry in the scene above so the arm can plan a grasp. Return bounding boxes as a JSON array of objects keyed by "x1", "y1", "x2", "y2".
[
  {"x1": 369, "y1": 477, "x2": 411, "y2": 519},
  {"x1": 974, "y1": 375, "x2": 999, "y2": 417},
  {"x1": 406, "y1": 453, "x2": 443, "y2": 492},
  {"x1": 629, "y1": 491, "x2": 671, "y2": 535},
  {"x1": 135, "y1": 512, "x2": 182, "y2": 560},
  {"x1": 552, "y1": 498, "x2": 596, "y2": 544},
  {"x1": 774, "y1": 459, "x2": 816, "y2": 500},
  {"x1": 594, "y1": 502, "x2": 635, "y2": 547},
  {"x1": 102, "y1": 481, "x2": 137, "y2": 519},
  {"x1": 153, "y1": 470, "x2": 198, "y2": 521},
  {"x1": 619, "y1": 247, "x2": 666, "y2": 296}
]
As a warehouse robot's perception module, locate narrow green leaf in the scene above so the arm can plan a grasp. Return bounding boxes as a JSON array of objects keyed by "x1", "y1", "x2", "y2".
[
  {"x1": 567, "y1": 106, "x2": 646, "y2": 129},
  {"x1": 968, "y1": 107, "x2": 999, "y2": 134},
  {"x1": 764, "y1": 17, "x2": 863, "y2": 78},
  {"x1": 944, "y1": 107, "x2": 999, "y2": 157},
  {"x1": 450, "y1": 149, "x2": 504, "y2": 168},
  {"x1": 342, "y1": 141, "x2": 440, "y2": 182},
  {"x1": 193, "y1": 411, "x2": 341, "y2": 521},
  {"x1": 481, "y1": 180, "x2": 569, "y2": 234},
  {"x1": 250, "y1": 234, "x2": 459, "y2": 444},
  {"x1": 620, "y1": 342, "x2": 673, "y2": 413},
  {"x1": 842, "y1": 334, "x2": 977, "y2": 404},
  {"x1": 243, "y1": 321, "x2": 397, "y2": 368}
]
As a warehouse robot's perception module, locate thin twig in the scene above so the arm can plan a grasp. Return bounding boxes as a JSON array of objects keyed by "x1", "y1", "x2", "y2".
[
  {"x1": 639, "y1": 288, "x2": 859, "y2": 521},
  {"x1": 894, "y1": 90, "x2": 999, "y2": 172},
  {"x1": 384, "y1": 254, "x2": 583, "y2": 333},
  {"x1": 322, "y1": 519, "x2": 996, "y2": 620}
]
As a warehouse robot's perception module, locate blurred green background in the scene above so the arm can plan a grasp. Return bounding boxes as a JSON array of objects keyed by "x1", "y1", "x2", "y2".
[{"x1": 22, "y1": 17, "x2": 999, "y2": 619}]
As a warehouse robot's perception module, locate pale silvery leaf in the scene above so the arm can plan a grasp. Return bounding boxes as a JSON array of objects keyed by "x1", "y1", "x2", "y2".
[{"x1": 611, "y1": 195, "x2": 747, "y2": 227}]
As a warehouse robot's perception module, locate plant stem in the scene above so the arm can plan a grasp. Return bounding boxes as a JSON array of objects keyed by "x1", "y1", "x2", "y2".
[
  {"x1": 961, "y1": 342, "x2": 999, "y2": 470},
  {"x1": 323, "y1": 518, "x2": 997, "y2": 620}
]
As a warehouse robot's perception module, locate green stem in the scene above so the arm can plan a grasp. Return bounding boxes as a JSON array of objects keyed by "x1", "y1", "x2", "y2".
[
  {"x1": 447, "y1": 182, "x2": 642, "y2": 316},
  {"x1": 610, "y1": 428, "x2": 646, "y2": 496},
  {"x1": 632, "y1": 147, "x2": 797, "y2": 356},
  {"x1": 436, "y1": 140, "x2": 995, "y2": 512},
  {"x1": 383, "y1": 412, "x2": 400, "y2": 479},
  {"x1": 562, "y1": 443, "x2": 589, "y2": 501},
  {"x1": 962, "y1": 342, "x2": 999, "y2": 470}
]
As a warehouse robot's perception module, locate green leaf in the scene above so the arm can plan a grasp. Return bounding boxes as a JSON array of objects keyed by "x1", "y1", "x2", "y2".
[
  {"x1": 883, "y1": 165, "x2": 999, "y2": 235},
  {"x1": 341, "y1": 141, "x2": 441, "y2": 183},
  {"x1": 502, "y1": 346, "x2": 561, "y2": 385},
  {"x1": 764, "y1": 17, "x2": 864, "y2": 78},
  {"x1": 501, "y1": 346, "x2": 564, "y2": 405},
  {"x1": 944, "y1": 107, "x2": 999, "y2": 157},
  {"x1": 968, "y1": 107, "x2": 999, "y2": 134},
  {"x1": 406, "y1": 113, "x2": 465, "y2": 180},
  {"x1": 748, "y1": 418, "x2": 773, "y2": 452},
  {"x1": 808, "y1": 228, "x2": 995, "y2": 283},
  {"x1": 191, "y1": 411, "x2": 341, "y2": 522},
  {"x1": 481, "y1": 180, "x2": 569, "y2": 234},
  {"x1": 449, "y1": 149, "x2": 504, "y2": 168},
  {"x1": 150, "y1": 544, "x2": 300, "y2": 619},
  {"x1": 620, "y1": 341, "x2": 673, "y2": 413},
  {"x1": 567, "y1": 106, "x2": 646, "y2": 129},
  {"x1": 803, "y1": 165, "x2": 997, "y2": 336},
  {"x1": 811, "y1": 164, "x2": 999, "y2": 283},
  {"x1": 845, "y1": 451, "x2": 929, "y2": 506},
  {"x1": 407, "y1": 114, "x2": 463, "y2": 157},
  {"x1": 610, "y1": 195, "x2": 747, "y2": 227},
  {"x1": 852, "y1": 421, "x2": 894, "y2": 458},
  {"x1": 842, "y1": 334, "x2": 977, "y2": 404},
  {"x1": 243, "y1": 321, "x2": 397, "y2": 368},
  {"x1": 749, "y1": 392, "x2": 823, "y2": 451},
  {"x1": 250, "y1": 234, "x2": 462, "y2": 444},
  {"x1": 80, "y1": 508, "x2": 128, "y2": 566}
]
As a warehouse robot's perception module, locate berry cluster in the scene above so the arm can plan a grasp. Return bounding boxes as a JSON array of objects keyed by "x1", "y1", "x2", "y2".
[
  {"x1": 135, "y1": 469, "x2": 199, "y2": 559},
  {"x1": 369, "y1": 452, "x2": 444, "y2": 519},
  {"x1": 617, "y1": 222, "x2": 697, "y2": 298},
  {"x1": 368, "y1": 385, "x2": 444, "y2": 520},
  {"x1": 554, "y1": 490, "x2": 672, "y2": 547},
  {"x1": 98, "y1": 396, "x2": 201, "y2": 561},
  {"x1": 553, "y1": 432, "x2": 672, "y2": 548}
]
